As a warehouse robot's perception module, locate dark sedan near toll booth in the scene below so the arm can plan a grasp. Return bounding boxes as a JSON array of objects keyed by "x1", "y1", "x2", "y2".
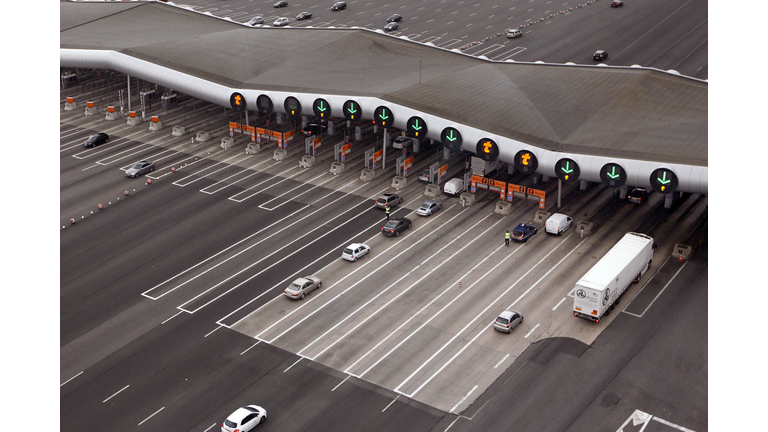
[
  {"x1": 511, "y1": 223, "x2": 538, "y2": 242},
  {"x1": 381, "y1": 218, "x2": 411, "y2": 237},
  {"x1": 83, "y1": 132, "x2": 109, "y2": 148}
]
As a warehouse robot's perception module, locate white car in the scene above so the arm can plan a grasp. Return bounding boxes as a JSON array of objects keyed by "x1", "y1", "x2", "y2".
[
  {"x1": 342, "y1": 243, "x2": 370, "y2": 262},
  {"x1": 416, "y1": 200, "x2": 442, "y2": 216},
  {"x1": 273, "y1": 17, "x2": 289, "y2": 26},
  {"x1": 506, "y1": 28, "x2": 522, "y2": 38},
  {"x1": 221, "y1": 405, "x2": 266, "y2": 432}
]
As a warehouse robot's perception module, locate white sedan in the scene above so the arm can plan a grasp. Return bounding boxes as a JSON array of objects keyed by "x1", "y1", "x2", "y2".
[{"x1": 221, "y1": 405, "x2": 266, "y2": 432}]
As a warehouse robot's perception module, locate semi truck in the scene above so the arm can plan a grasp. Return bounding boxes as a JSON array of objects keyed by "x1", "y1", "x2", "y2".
[{"x1": 573, "y1": 232, "x2": 654, "y2": 323}]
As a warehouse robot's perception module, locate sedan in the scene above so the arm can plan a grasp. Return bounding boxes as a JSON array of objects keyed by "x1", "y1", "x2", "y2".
[
  {"x1": 384, "y1": 22, "x2": 399, "y2": 32},
  {"x1": 381, "y1": 218, "x2": 411, "y2": 237},
  {"x1": 387, "y1": 14, "x2": 402, "y2": 23},
  {"x1": 273, "y1": 17, "x2": 289, "y2": 26},
  {"x1": 296, "y1": 12, "x2": 312, "y2": 20},
  {"x1": 627, "y1": 187, "x2": 649, "y2": 204},
  {"x1": 611, "y1": 1, "x2": 624, "y2": 7},
  {"x1": 331, "y1": 1, "x2": 346, "y2": 11},
  {"x1": 248, "y1": 16, "x2": 264, "y2": 26},
  {"x1": 593, "y1": 50, "x2": 608, "y2": 61},
  {"x1": 342, "y1": 243, "x2": 370, "y2": 262},
  {"x1": 221, "y1": 405, "x2": 266, "y2": 432},
  {"x1": 416, "y1": 201, "x2": 442, "y2": 216},
  {"x1": 83, "y1": 132, "x2": 109, "y2": 148},
  {"x1": 284, "y1": 275, "x2": 322, "y2": 300},
  {"x1": 493, "y1": 310, "x2": 524, "y2": 333},
  {"x1": 125, "y1": 160, "x2": 155, "y2": 178},
  {"x1": 511, "y1": 223, "x2": 537, "y2": 242},
  {"x1": 273, "y1": 1, "x2": 288, "y2": 7}
]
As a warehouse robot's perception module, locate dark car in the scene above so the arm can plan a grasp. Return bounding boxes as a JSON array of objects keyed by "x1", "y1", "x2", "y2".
[
  {"x1": 511, "y1": 223, "x2": 538, "y2": 242},
  {"x1": 302, "y1": 124, "x2": 326, "y2": 136},
  {"x1": 296, "y1": 12, "x2": 312, "y2": 20},
  {"x1": 83, "y1": 132, "x2": 109, "y2": 148},
  {"x1": 381, "y1": 218, "x2": 412, "y2": 237},
  {"x1": 384, "y1": 22, "x2": 399, "y2": 32},
  {"x1": 375, "y1": 193, "x2": 403, "y2": 209},
  {"x1": 274, "y1": 1, "x2": 288, "y2": 8},
  {"x1": 611, "y1": 1, "x2": 624, "y2": 7},
  {"x1": 387, "y1": 14, "x2": 402, "y2": 23},
  {"x1": 248, "y1": 16, "x2": 264, "y2": 26},
  {"x1": 627, "y1": 187, "x2": 649, "y2": 204},
  {"x1": 125, "y1": 160, "x2": 155, "y2": 178},
  {"x1": 331, "y1": 1, "x2": 346, "y2": 11},
  {"x1": 593, "y1": 50, "x2": 608, "y2": 61}
]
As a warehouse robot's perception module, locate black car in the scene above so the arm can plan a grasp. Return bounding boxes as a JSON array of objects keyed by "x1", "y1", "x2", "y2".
[
  {"x1": 381, "y1": 218, "x2": 411, "y2": 237},
  {"x1": 627, "y1": 187, "x2": 649, "y2": 204},
  {"x1": 296, "y1": 12, "x2": 313, "y2": 20},
  {"x1": 83, "y1": 132, "x2": 109, "y2": 148},
  {"x1": 387, "y1": 14, "x2": 402, "y2": 23},
  {"x1": 384, "y1": 22, "x2": 399, "y2": 32},
  {"x1": 511, "y1": 223, "x2": 538, "y2": 242},
  {"x1": 302, "y1": 124, "x2": 326, "y2": 136},
  {"x1": 331, "y1": 1, "x2": 346, "y2": 11},
  {"x1": 274, "y1": 1, "x2": 288, "y2": 8},
  {"x1": 593, "y1": 50, "x2": 608, "y2": 61},
  {"x1": 611, "y1": 1, "x2": 624, "y2": 7}
]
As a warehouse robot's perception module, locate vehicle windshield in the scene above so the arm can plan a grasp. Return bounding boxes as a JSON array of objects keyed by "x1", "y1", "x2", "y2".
[
  {"x1": 419, "y1": 204, "x2": 429, "y2": 210},
  {"x1": 343, "y1": 248, "x2": 353, "y2": 255},
  {"x1": 384, "y1": 221, "x2": 397, "y2": 229},
  {"x1": 224, "y1": 419, "x2": 238, "y2": 427},
  {"x1": 132, "y1": 163, "x2": 144, "y2": 169},
  {"x1": 288, "y1": 282, "x2": 301, "y2": 290},
  {"x1": 496, "y1": 317, "x2": 509, "y2": 325}
]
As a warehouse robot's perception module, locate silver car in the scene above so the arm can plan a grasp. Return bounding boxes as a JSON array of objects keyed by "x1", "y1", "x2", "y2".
[
  {"x1": 493, "y1": 310, "x2": 524, "y2": 333},
  {"x1": 125, "y1": 160, "x2": 155, "y2": 178},
  {"x1": 416, "y1": 200, "x2": 442, "y2": 216},
  {"x1": 248, "y1": 16, "x2": 264, "y2": 26},
  {"x1": 284, "y1": 275, "x2": 322, "y2": 300}
]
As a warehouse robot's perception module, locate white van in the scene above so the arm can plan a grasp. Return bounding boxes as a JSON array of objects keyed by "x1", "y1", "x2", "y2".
[
  {"x1": 545, "y1": 213, "x2": 573, "y2": 235},
  {"x1": 443, "y1": 178, "x2": 464, "y2": 196}
]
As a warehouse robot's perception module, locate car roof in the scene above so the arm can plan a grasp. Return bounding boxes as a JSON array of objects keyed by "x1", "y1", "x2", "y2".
[
  {"x1": 347, "y1": 243, "x2": 365, "y2": 248},
  {"x1": 228, "y1": 407, "x2": 254, "y2": 421},
  {"x1": 498, "y1": 310, "x2": 519, "y2": 319},
  {"x1": 421, "y1": 201, "x2": 435, "y2": 205}
]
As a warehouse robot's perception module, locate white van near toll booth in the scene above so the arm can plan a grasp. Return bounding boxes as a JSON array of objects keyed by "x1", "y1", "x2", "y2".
[
  {"x1": 573, "y1": 232, "x2": 654, "y2": 323},
  {"x1": 443, "y1": 178, "x2": 464, "y2": 196}
]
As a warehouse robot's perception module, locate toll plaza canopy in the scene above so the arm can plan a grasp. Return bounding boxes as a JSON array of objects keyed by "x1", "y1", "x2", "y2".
[{"x1": 60, "y1": 0, "x2": 707, "y2": 168}]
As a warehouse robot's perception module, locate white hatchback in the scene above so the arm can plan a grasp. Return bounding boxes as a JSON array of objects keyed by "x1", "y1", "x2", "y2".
[
  {"x1": 222, "y1": 405, "x2": 266, "y2": 432},
  {"x1": 506, "y1": 28, "x2": 522, "y2": 38},
  {"x1": 273, "y1": 17, "x2": 289, "y2": 26},
  {"x1": 342, "y1": 243, "x2": 370, "y2": 262}
]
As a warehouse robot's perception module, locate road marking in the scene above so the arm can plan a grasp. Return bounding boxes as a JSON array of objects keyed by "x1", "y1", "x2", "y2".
[
  {"x1": 204, "y1": 326, "x2": 221, "y2": 338},
  {"x1": 161, "y1": 310, "x2": 184, "y2": 324},
  {"x1": 284, "y1": 357, "x2": 303, "y2": 373},
  {"x1": 382, "y1": 395, "x2": 400, "y2": 412},
  {"x1": 203, "y1": 424, "x2": 218, "y2": 432},
  {"x1": 331, "y1": 375, "x2": 350, "y2": 391},
  {"x1": 241, "y1": 340, "x2": 261, "y2": 356},
  {"x1": 623, "y1": 259, "x2": 688, "y2": 318},
  {"x1": 524, "y1": 323, "x2": 539, "y2": 339},
  {"x1": 552, "y1": 297, "x2": 567, "y2": 310},
  {"x1": 198, "y1": 158, "x2": 271, "y2": 194},
  {"x1": 228, "y1": 164, "x2": 301, "y2": 202},
  {"x1": 450, "y1": 385, "x2": 478, "y2": 413},
  {"x1": 60, "y1": 371, "x2": 83, "y2": 387},
  {"x1": 494, "y1": 353, "x2": 510, "y2": 369},
  {"x1": 172, "y1": 153, "x2": 249, "y2": 187},
  {"x1": 138, "y1": 407, "x2": 164, "y2": 425},
  {"x1": 616, "y1": 409, "x2": 697, "y2": 432},
  {"x1": 612, "y1": 0, "x2": 695, "y2": 61},
  {"x1": 103, "y1": 385, "x2": 130, "y2": 403}
]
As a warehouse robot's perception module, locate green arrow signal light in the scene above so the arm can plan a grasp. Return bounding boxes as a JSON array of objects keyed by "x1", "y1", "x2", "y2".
[
  {"x1": 379, "y1": 112, "x2": 389, "y2": 120},
  {"x1": 317, "y1": 102, "x2": 327, "y2": 111},
  {"x1": 657, "y1": 171, "x2": 670, "y2": 184},
  {"x1": 446, "y1": 130, "x2": 457, "y2": 142},
  {"x1": 606, "y1": 166, "x2": 619, "y2": 179},
  {"x1": 561, "y1": 161, "x2": 573, "y2": 174},
  {"x1": 347, "y1": 103, "x2": 357, "y2": 114},
  {"x1": 411, "y1": 119, "x2": 422, "y2": 130}
]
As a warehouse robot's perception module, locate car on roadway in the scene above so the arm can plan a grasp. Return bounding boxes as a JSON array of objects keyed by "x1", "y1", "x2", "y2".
[
  {"x1": 83, "y1": 132, "x2": 109, "y2": 148},
  {"x1": 273, "y1": 17, "x2": 289, "y2": 26},
  {"x1": 627, "y1": 187, "x2": 649, "y2": 204},
  {"x1": 384, "y1": 22, "x2": 399, "y2": 32},
  {"x1": 416, "y1": 201, "x2": 442, "y2": 216},
  {"x1": 593, "y1": 50, "x2": 608, "y2": 61},
  {"x1": 511, "y1": 223, "x2": 538, "y2": 242},
  {"x1": 544, "y1": 213, "x2": 573, "y2": 235},
  {"x1": 381, "y1": 218, "x2": 411, "y2": 237},
  {"x1": 331, "y1": 1, "x2": 346, "y2": 11},
  {"x1": 273, "y1": 1, "x2": 288, "y2": 7},
  {"x1": 418, "y1": 170, "x2": 431, "y2": 183},
  {"x1": 221, "y1": 405, "x2": 266, "y2": 432},
  {"x1": 506, "y1": 28, "x2": 522, "y2": 38},
  {"x1": 248, "y1": 16, "x2": 264, "y2": 26},
  {"x1": 375, "y1": 193, "x2": 403, "y2": 209},
  {"x1": 284, "y1": 275, "x2": 322, "y2": 300},
  {"x1": 493, "y1": 310, "x2": 524, "y2": 333},
  {"x1": 302, "y1": 123, "x2": 326, "y2": 136},
  {"x1": 342, "y1": 243, "x2": 370, "y2": 262},
  {"x1": 296, "y1": 11, "x2": 312, "y2": 20},
  {"x1": 392, "y1": 135, "x2": 414, "y2": 149},
  {"x1": 387, "y1": 14, "x2": 402, "y2": 23},
  {"x1": 611, "y1": 1, "x2": 624, "y2": 7},
  {"x1": 125, "y1": 160, "x2": 155, "y2": 178}
]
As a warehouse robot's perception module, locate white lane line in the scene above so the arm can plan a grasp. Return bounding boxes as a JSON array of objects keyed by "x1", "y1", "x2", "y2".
[
  {"x1": 331, "y1": 375, "x2": 350, "y2": 392},
  {"x1": 524, "y1": 323, "x2": 539, "y2": 339},
  {"x1": 283, "y1": 357, "x2": 303, "y2": 373},
  {"x1": 138, "y1": 407, "x2": 164, "y2": 425},
  {"x1": 240, "y1": 340, "x2": 261, "y2": 355},
  {"x1": 203, "y1": 424, "x2": 218, "y2": 432},
  {"x1": 450, "y1": 385, "x2": 478, "y2": 413},
  {"x1": 81, "y1": 165, "x2": 99, "y2": 171},
  {"x1": 266, "y1": 206, "x2": 481, "y2": 344},
  {"x1": 552, "y1": 297, "x2": 567, "y2": 310},
  {"x1": 623, "y1": 260, "x2": 689, "y2": 318},
  {"x1": 69, "y1": 129, "x2": 147, "y2": 156},
  {"x1": 402, "y1": 236, "x2": 588, "y2": 398},
  {"x1": 228, "y1": 164, "x2": 301, "y2": 202},
  {"x1": 172, "y1": 153, "x2": 250, "y2": 187},
  {"x1": 60, "y1": 371, "x2": 83, "y2": 387},
  {"x1": 382, "y1": 395, "x2": 400, "y2": 412},
  {"x1": 103, "y1": 385, "x2": 130, "y2": 403},
  {"x1": 443, "y1": 416, "x2": 463, "y2": 432},
  {"x1": 198, "y1": 158, "x2": 270, "y2": 194},
  {"x1": 257, "y1": 172, "x2": 327, "y2": 210},
  {"x1": 161, "y1": 311, "x2": 184, "y2": 324},
  {"x1": 494, "y1": 353, "x2": 510, "y2": 369},
  {"x1": 204, "y1": 326, "x2": 221, "y2": 338}
]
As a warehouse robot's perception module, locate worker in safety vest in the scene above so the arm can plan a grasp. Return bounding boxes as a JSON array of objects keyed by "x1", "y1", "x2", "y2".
[
  {"x1": 385, "y1": 204, "x2": 390, "y2": 220},
  {"x1": 505, "y1": 230, "x2": 510, "y2": 247}
]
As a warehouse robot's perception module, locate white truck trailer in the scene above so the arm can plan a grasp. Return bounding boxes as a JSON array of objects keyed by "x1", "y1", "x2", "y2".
[{"x1": 573, "y1": 232, "x2": 654, "y2": 323}]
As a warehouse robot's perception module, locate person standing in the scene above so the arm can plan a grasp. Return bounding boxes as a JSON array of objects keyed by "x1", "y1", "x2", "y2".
[
  {"x1": 385, "y1": 204, "x2": 390, "y2": 220},
  {"x1": 505, "y1": 230, "x2": 510, "y2": 247}
]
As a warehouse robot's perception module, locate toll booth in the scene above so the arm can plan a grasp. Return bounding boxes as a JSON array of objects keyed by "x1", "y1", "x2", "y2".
[
  {"x1": 61, "y1": 71, "x2": 77, "y2": 89},
  {"x1": 140, "y1": 90, "x2": 156, "y2": 110},
  {"x1": 355, "y1": 125, "x2": 374, "y2": 141},
  {"x1": 161, "y1": 92, "x2": 177, "y2": 112}
]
